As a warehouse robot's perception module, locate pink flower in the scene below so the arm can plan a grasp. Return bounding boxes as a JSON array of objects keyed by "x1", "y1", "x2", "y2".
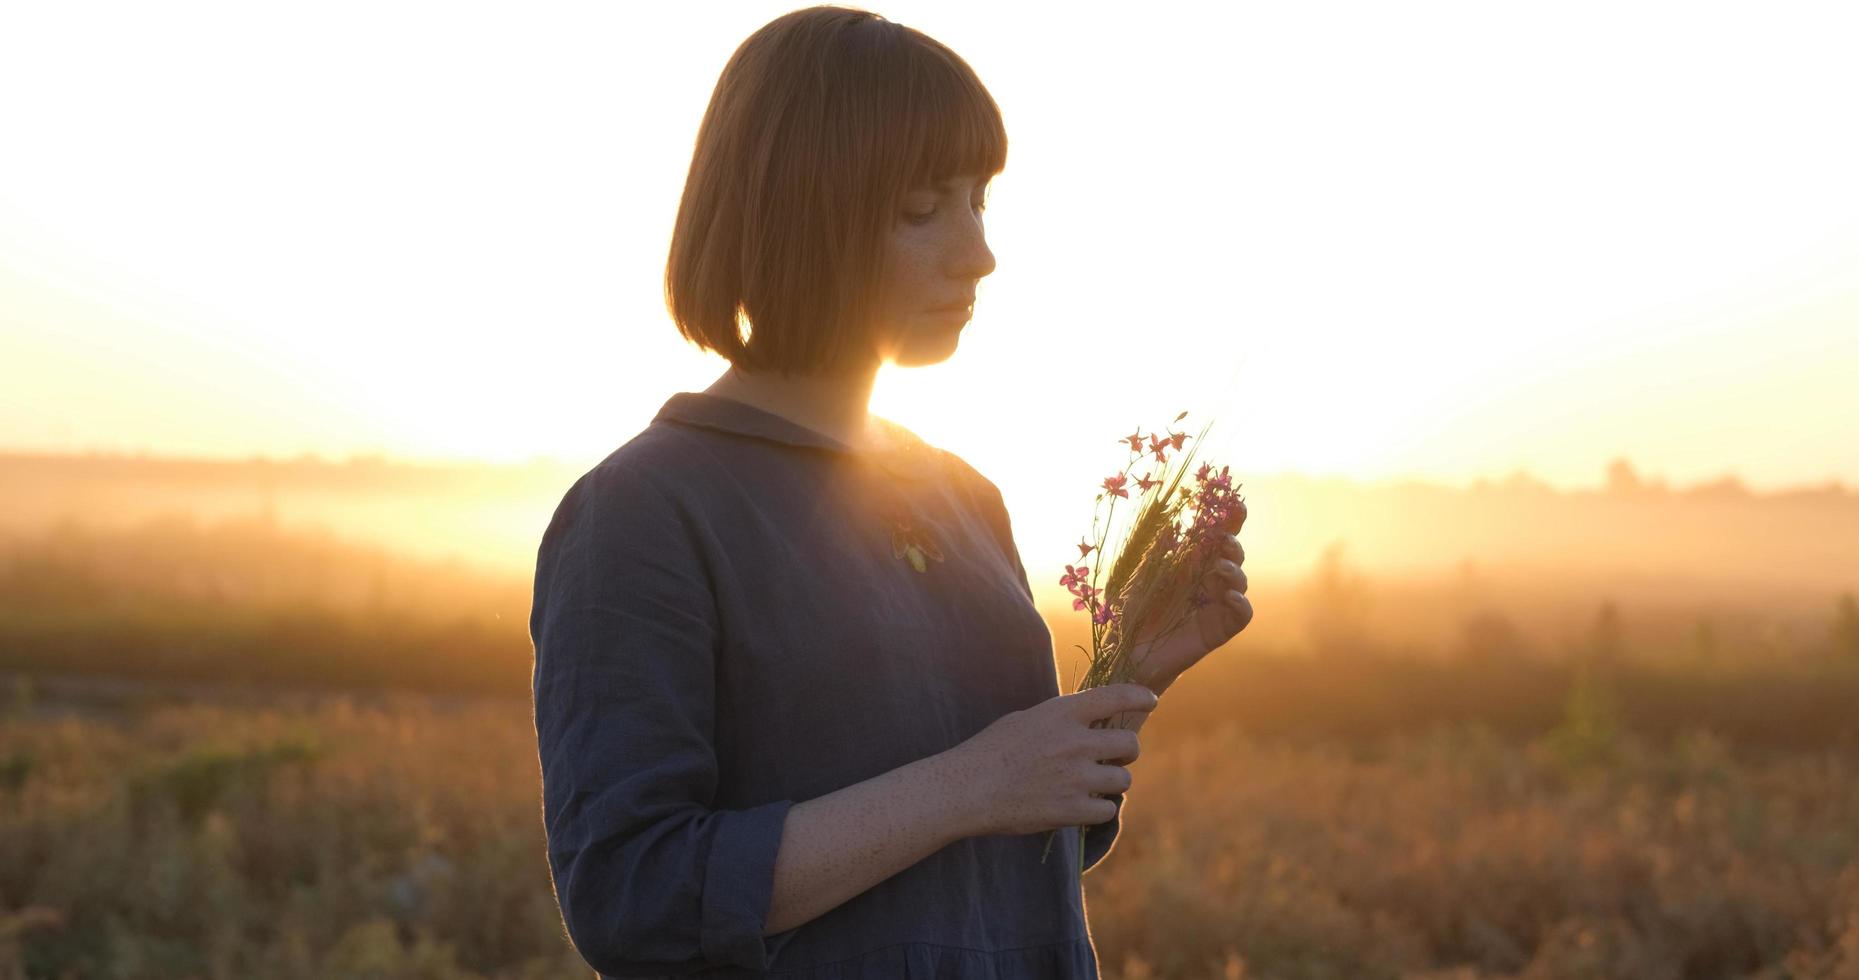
[
  {"x1": 1073, "y1": 417, "x2": 1238, "y2": 638},
  {"x1": 1146, "y1": 434, "x2": 1169, "y2": 464}
]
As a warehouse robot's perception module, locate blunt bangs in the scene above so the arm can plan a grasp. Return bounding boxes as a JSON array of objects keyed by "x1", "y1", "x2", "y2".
[
  {"x1": 665, "y1": 6, "x2": 1007, "y2": 377},
  {"x1": 887, "y1": 32, "x2": 1009, "y2": 196}
]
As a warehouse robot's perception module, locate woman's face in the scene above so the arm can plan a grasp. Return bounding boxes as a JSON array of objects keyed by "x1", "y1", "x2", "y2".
[{"x1": 870, "y1": 173, "x2": 997, "y2": 367}]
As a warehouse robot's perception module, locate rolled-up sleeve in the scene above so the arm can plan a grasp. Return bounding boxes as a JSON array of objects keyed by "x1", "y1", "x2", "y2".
[{"x1": 530, "y1": 462, "x2": 793, "y2": 976}]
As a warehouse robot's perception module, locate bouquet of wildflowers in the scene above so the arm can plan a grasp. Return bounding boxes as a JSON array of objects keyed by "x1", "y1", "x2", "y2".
[{"x1": 1043, "y1": 411, "x2": 1247, "y2": 868}]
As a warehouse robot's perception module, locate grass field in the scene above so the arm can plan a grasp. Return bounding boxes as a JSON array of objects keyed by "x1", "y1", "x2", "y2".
[
  {"x1": 3, "y1": 672, "x2": 1857, "y2": 980},
  {"x1": 3, "y1": 515, "x2": 1857, "y2": 977}
]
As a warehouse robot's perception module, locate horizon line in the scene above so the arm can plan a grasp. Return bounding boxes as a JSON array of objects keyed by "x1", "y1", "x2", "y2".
[{"x1": 0, "y1": 444, "x2": 1850, "y2": 499}]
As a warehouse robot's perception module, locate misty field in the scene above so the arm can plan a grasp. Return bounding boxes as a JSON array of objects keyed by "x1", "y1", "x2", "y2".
[
  {"x1": 3, "y1": 490, "x2": 1859, "y2": 977},
  {"x1": 3, "y1": 672, "x2": 1857, "y2": 980}
]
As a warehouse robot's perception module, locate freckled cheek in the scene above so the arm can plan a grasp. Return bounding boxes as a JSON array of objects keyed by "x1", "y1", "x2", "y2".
[{"x1": 901, "y1": 251, "x2": 941, "y2": 304}]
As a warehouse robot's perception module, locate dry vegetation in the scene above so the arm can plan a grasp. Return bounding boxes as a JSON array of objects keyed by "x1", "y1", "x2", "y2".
[
  {"x1": 3, "y1": 684, "x2": 1857, "y2": 978},
  {"x1": 2, "y1": 465, "x2": 1858, "y2": 977},
  {"x1": 1090, "y1": 723, "x2": 1859, "y2": 979},
  {"x1": 0, "y1": 694, "x2": 583, "y2": 979}
]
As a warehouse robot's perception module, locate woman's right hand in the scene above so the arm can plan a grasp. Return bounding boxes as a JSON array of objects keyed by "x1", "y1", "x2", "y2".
[{"x1": 948, "y1": 683, "x2": 1157, "y2": 837}]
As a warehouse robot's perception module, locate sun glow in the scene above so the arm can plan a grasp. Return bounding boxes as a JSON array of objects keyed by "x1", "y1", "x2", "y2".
[{"x1": 2, "y1": 1, "x2": 1855, "y2": 499}]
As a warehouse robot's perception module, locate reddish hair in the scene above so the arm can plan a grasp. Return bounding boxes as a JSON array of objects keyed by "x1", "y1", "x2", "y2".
[{"x1": 665, "y1": 5, "x2": 1007, "y2": 376}]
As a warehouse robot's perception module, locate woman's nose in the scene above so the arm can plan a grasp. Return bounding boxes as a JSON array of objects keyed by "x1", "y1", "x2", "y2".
[{"x1": 947, "y1": 211, "x2": 996, "y2": 280}]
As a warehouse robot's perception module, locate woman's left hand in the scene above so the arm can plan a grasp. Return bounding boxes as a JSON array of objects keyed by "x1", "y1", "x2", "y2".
[{"x1": 1130, "y1": 514, "x2": 1251, "y2": 691}]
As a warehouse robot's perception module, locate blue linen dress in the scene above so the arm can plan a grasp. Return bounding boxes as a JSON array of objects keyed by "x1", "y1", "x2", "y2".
[{"x1": 530, "y1": 391, "x2": 1124, "y2": 978}]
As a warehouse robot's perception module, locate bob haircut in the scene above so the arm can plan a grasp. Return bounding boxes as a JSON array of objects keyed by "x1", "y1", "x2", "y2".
[{"x1": 665, "y1": 5, "x2": 1007, "y2": 377}]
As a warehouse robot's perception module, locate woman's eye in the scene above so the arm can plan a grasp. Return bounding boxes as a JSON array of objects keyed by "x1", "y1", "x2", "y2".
[{"x1": 902, "y1": 196, "x2": 985, "y2": 225}]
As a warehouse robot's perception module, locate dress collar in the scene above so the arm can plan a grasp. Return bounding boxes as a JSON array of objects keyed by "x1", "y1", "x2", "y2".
[{"x1": 653, "y1": 391, "x2": 944, "y2": 480}]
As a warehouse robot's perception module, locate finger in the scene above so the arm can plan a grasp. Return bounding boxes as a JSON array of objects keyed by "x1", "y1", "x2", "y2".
[
  {"x1": 1226, "y1": 591, "x2": 1254, "y2": 631},
  {"x1": 1077, "y1": 683, "x2": 1159, "y2": 721},
  {"x1": 1222, "y1": 535, "x2": 1244, "y2": 566},
  {"x1": 1095, "y1": 730, "x2": 1140, "y2": 766},
  {"x1": 1214, "y1": 559, "x2": 1247, "y2": 594}
]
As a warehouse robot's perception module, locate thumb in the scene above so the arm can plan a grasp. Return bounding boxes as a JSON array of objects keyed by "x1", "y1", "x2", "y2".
[{"x1": 1224, "y1": 498, "x2": 1248, "y2": 534}]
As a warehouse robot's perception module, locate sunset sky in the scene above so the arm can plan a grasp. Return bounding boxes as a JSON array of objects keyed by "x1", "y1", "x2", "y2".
[{"x1": 4, "y1": 2, "x2": 1856, "y2": 529}]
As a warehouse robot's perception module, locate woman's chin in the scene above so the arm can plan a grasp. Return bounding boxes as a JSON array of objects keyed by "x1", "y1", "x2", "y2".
[{"x1": 889, "y1": 332, "x2": 962, "y2": 367}]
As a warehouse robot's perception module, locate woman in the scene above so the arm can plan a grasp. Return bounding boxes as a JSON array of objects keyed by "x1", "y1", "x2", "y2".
[{"x1": 530, "y1": 7, "x2": 1253, "y2": 977}]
